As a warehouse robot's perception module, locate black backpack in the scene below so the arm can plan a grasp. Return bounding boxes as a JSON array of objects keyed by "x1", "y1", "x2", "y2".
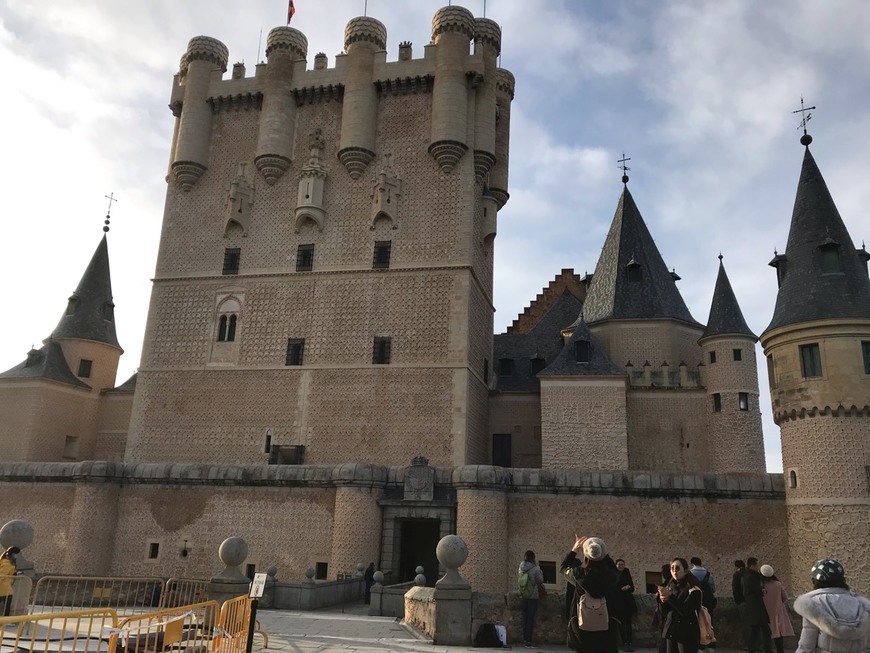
[
  {"x1": 473, "y1": 623, "x2": 503, "y2": 648},
  {"x1": 699, "y1": 571, "x2": 718, "y2": 610}
]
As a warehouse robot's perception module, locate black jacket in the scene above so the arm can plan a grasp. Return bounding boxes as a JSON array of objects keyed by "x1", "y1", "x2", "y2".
[
  {"x1": 732, "y1": 568, "x2": 746, "y2": 604},
  {"x1": 565, "y1": 552, "x2": 620, "y2": 653},
  {"x1": 659, "y1": 576, "x2": 702, "y2": 647},
  {"x1": 741, "y1": 569, "x2": 770, "y2": 625},
  {"x1": 615, "y1": 568, "x2": 637, "y2": 616}
]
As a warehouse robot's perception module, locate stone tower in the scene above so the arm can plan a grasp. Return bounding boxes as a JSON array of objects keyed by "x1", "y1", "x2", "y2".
[
  {"x1": 125, "y1": 7, "x2": 514, "y2": 467},
  {"x1": 760, "y1": 138, "x2": 870, "y2": 594},
  {"x1": 698, "y1": 257, "x2": 765, "y2": 472},
  {"x1": 0, "y1": 235, "x2": 123, "y2": 461}
]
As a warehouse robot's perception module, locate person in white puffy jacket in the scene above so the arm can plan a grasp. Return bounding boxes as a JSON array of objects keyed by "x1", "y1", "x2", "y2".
[{"x1": 794, "y1": 559, "x2": 870, "y2": 653}]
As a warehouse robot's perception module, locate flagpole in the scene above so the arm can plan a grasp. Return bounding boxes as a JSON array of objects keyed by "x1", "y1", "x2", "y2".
[{"x1": 256, "y1": 27, "x2": 262, "y2": 63}]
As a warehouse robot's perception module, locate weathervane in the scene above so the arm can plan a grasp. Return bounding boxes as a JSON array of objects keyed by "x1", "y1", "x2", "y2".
[
  {"x1": 104, "y1": 192, "x2": 118, "y2": 233},
  {"x1": 793, "y1": 96, "x2": 815, "y2": 146},
  {"x1": 618, "y1": 153, "x2": 631, "y2": 184}
]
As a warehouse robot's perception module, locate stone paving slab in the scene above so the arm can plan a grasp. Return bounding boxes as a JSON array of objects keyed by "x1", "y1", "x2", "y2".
[{"x1": 252, "y1": 604, "x2": 749, "y2": 653}]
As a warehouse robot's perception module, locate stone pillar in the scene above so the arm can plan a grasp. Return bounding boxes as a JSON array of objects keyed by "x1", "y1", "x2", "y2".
[
  {"x1": 453, "y1": 466, "x2": 509, "y2": 592},
  {"x1": 432, "y1": 534, "x2": 472, "y2": 646},
  {"x1": 171, "y1": 36, "x2": 229, "y2": 191},
  {"x1": 488, "y1": 69, "x2": 514, "y2": 208},
  {"x1": 254, "y1": 27, "x2": 308, "y2": 184},
  {"x1": 429, "y1": 6, "x2": 474, "y2": 172},
  {"x1": 472, "y1": 18, "x2": 500, "y2": 183},
  {"x1": 337, "y1": 17, "x2": 386, "y2": 179},
  {"x1": 63, "y1": 462, "x2": 121, "y2": 575},
  {"x1": 330, "y1": 463, "x2": 387, "y2": 578},
  {"x1": 208, "y1": 536, "x2": 251, "y2": 605}
]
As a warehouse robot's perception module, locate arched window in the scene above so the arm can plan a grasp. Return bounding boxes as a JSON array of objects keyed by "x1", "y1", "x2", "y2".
[
  {"x1": 227, "y1": 315, "x2": 237, "y2": 341},
  {"x1": 217, "y1": 315, "x2": 229, "y2": 342},
  {"x1": 789, "y1": 470, "x2": 798, "y2": 489},
  {"x1": 216, "y1": 297, "x2": 241, "y2": 342}
]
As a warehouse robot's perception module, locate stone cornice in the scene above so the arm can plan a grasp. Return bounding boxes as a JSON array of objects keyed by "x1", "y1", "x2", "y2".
[
  {"x1": 207, "y1": 92, "x2": 263, "y2": 113},
  {"x1": 775, "y1": 403, "x2": 870, "y2": 423},
  {"x1": 293, "y1": 84, "x2": 344, "y2": 106},
  {"x1": 375, "y1": 76, "x2": 434, "y2": 97}
]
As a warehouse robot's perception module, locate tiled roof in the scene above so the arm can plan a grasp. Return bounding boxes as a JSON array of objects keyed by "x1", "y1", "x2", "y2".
[
  {"x1": 538, "y1": 313, "x2": 625, "y2": 377},
  {"x1": 493, "y1": 290, "x2": 582, "y2": 391},
  {"x1": 582, "y1": 187, "x2": 700, "y2": 326},
  {"x1": 103, "y1": 372, "x2": 138, "y2": 394},
  {"x1": 0, "y1": 340, "x2": 91, "y2": 388},
  {"x1": 51, "y1": 235, "x2": 121, "y2": 348},
  {"x1": 765, "y1": 147, "x2": 870, "y2": 333},
  {"x1": 700, "y1": 258, "x2": 756, "y2": 341}
]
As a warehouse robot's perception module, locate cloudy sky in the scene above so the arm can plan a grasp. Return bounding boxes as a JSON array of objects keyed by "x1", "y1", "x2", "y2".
[{"x1": 2, "y1": 1, "x2": 868, "y2": 472}]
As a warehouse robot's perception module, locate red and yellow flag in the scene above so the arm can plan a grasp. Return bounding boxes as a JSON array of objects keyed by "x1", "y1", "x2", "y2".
[{"x1": 287, "y1": 0, "x2": 295, "y2": 24}]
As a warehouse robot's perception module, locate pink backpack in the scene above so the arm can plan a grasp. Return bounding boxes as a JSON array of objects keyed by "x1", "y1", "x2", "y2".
[{"x1": 577, "y1": 593, "x2": 609, "y2": 631}]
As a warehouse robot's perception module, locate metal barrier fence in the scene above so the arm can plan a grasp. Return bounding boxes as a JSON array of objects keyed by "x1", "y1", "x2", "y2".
[
  {"x1": 31, "y1": 577, "x2": 165, "y2": 616},
  {"x1": 213, "y1": 594, "x2": 250, "y2": 653},
  {"x1": 0, "y1": 608, "x2": 119, "y2": 653},
  {"x1": 110, "y1": 600, "x2": 220, "y2": 653},
  {"x1": 159, "y1": 579, "x2": 211, "y2": 609}
]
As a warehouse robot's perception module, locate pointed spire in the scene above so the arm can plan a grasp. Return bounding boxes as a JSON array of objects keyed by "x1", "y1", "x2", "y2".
[
  {"x1": 700, "y1": 256, "x2": 756, "y2": 341},
  {"x1": 582, "y1": 187, "x2": 700, "y2": 325},
  {"x1": 765, "y1": 147, "x2": 870, "y2": 333},
  {"x1": 50, "y1": 235, "x2": 121, "y2": 348}
]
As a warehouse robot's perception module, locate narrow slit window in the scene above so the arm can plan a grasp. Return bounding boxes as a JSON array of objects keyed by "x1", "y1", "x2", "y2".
[
  {"x1": 709, "y1": 351, "x2": 717, "y2": 364},
  {"x1": 738, "y1": 392, "x2": 749, "y2": 411},
  {"x1": 286, "y1": 338, "x2": 305, "y2": 366},
  {"x1": 712, "y1": 393, "x2": 721, "y2": 412},
  {"x1": 373, "y1": 336, "x2": 392, "y2": 364},
  {"x1": 733, "y1": 348, "x2": 742, "y2": 361},
  {"x1": 799, "y1": 343, "x2": 822, "y2": 378},
  {"x1": 78, "y1": 359, "x2": 92, "y2": 378}
]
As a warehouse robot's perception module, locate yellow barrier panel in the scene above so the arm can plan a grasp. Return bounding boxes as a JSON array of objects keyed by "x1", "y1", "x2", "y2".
[
  {"x1": 110, "y1": 600, "x2": 220, "y2": 653},
  {"x1": 0, "y1": 607, "x2": 119, "y2": 653}
]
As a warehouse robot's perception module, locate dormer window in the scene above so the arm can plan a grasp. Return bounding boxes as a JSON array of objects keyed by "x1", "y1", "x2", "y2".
[
  {"x1": 626, "y1": 259, "x2": 642, "y2": 283},
  {"x1": 65, "y1": 296, "x2": 78, "y2": 316},
  {"x1": 574, "y1": 340, "x2": 591, "y2": 363},
  {"x1": 820, "y1": 240, "x2": 842, "y2": 273},
  {"x1": 769, "y1": 252, "x2": 787, "y2": 288},
  {"x1": 530, "y1": 358, "x2": 546, "y2": 375},
  {"x1": 103, "y1": 301, "x2": 115, "y2": 322}
]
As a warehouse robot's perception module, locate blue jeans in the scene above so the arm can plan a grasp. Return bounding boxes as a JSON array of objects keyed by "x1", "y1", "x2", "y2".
[{"x1": 521, "y1": 598, "x2": 538, "y2": 644}]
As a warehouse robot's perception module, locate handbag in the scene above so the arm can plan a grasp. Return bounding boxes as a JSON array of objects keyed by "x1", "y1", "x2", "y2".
[{"x1": 698, "y1": 606, "x2": 716, "y2": 645}]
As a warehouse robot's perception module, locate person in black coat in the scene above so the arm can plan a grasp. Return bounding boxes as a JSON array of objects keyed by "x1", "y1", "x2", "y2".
[
  {"x1": 657, "y1": 557, "x2": 702, "y2": 653},
  {"x1": 615, "y1": 558, "x2": 637, "y2": 651},
  {"x1": 565, "y1": 535, "x2": 620, "y2": 653},
  {"x1": 561, "y1": 549, "x2": 585, "y2": 620},
  {"x1": 741, "y1": 558, "x2": 772, "y2": 653}
]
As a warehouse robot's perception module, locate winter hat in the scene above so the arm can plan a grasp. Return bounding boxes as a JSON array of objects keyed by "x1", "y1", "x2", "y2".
[
  {"x1": 582, "y1": 537, "x2": 607, "y2": 561},
  {"x1": 810, "y1": 559, "x2": 844, "y2": 582},
  {"x1": 760, "y1": 564, "x2": 774, "y2": 578}
]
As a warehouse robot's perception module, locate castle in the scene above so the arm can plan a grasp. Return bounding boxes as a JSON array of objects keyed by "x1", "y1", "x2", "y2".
[{"x1": 1, "y1": 6, "x2": 868, "y2": 596}]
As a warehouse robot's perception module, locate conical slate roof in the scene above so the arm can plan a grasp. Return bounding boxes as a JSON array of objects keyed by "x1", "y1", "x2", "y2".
[
  {"x1": 583, "y1": 187, "x2": 700, "y2": 325},
  {"x1": 765, "y1": 147, "x2": 870, "y2": 333},
  {"x1": 0, "y1": 340, "x2": 91, "y2": 388},
  {"x1": 539, "y1": 313, "x2": 624, "y2": 377},
  {"x1": 50, "y1": 235, "x2": 121, "y2": 348},
  {"x1": 700, "y1": 258, "x2": 756, "y2": 341}
]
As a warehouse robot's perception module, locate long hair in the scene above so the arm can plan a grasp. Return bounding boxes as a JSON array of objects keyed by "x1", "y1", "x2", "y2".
[
  {"x1": 669, "y1": 557, "x2": 697, "y2": 589},
  {"x1": 1, "y1": 547, "x2": 20, "y2": 560}
]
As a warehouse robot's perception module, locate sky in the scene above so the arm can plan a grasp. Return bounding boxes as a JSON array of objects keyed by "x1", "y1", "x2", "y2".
[{"x1": 2, "y1": 1, "x2": 869, "y2": 472}]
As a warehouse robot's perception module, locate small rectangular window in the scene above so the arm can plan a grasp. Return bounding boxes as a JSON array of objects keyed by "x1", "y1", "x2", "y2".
[
  {"x1": 862, "y1": 341, "x2": 870, "y2": 375},
  {"x1": 738, "y1": 392, "x2": 749, "y2": 411},
  {"x1": 148, "y1": 542, "x2": 160, "y2": 559},
  {"x1": 539, "y1": 560, "x2": 557, "y2": 585},
  {"x1": 315, "y1": 562, "x2": 328, "y2": 580},
  {"x1": 373, "y1": 241, "x2": 392, "y2": 269},
  {"x1": 296, "y1": 244, "x2": 314, "y2": 271},
  {"x1": 530, "y1": 358, "x2": 546, "y2": 375},
  {"x1": 799, "y1": 343, "x2": 822, "y2": 377},
  {"x1": 492, "y1": 433, "x2": 511, "y2": 467},
  {"x1": 373, "y1": 336, "x2": 392, "y2": 364},
  {"x1": 285, "y1": 338, "x2": 305, "y2": 366},
  {"x1": 63, "y1": 435, "x2": 80, "y2": 460},
  {"x1": 712, "y1": 393, "x2": 721, "y2": 412},
  {"x1": 483, "y1": 358, "x2": 489, "y2": 384},
  {"x1": 498, "y1": 358, "x2": 514, "y2": 376},
  {"x1": 709, "y1": 351, "x2": 717, "y2": 364},
  {"x1": 575, "y1": 340, "x2": 591, "y2": 363},
  {"x1": 733, "y1": 348, "x2": 742, "y2": 361},
  {"x1": 223, "y1": 248, "x2": 241, "y2": 275},
  {"x1": 78, "y1": 359, "x2": 93, "y2": 378}
]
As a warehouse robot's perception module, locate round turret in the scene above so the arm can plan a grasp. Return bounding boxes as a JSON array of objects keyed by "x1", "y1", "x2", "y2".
[
  {"x1": 431, "y1": 6, "x2": 475, "y2": 42},
  {"x1": 473, "y1": 18, "x2": 501, "y2": 54},
  {"x1": 344, "y1": 16, "x2": 387, "y2": 51},
  {"x1": 180, "y1": 36, "x2": 229, "y2": 76},
  {"x1": 495, "y1": 69, "x2": 515, "y2": 100},
  {"x1": 265, "y1": 26, "x2": 308, "y2": 60}
]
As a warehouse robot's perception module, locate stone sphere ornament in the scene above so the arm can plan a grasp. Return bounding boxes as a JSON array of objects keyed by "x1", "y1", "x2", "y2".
[
  {"x1": 415, "y1": 573, "x2": 426, "y2": 586},
  {"x1": 373, "y1": 570, "x2": 384, "y2": 584},
  {"x1": 415, "y1": 565, "x2": 425, "y2": 575},
  {"x1": 435, "y1": 534, "x2": 469, "y2": 588},
  {"x1": 0, "y1": 520, "x2": 34, "y2": 550},
  {"x1": 218, "y1": 536, "x2": 248, "y2": 567}
]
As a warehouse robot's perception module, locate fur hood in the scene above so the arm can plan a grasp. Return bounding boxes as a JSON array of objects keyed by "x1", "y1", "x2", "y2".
[{"x1": 794, "y1": 588, "x2": 870, "y2": 642}]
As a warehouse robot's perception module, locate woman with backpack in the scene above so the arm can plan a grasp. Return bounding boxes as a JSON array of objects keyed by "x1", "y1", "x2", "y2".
[
  {"x1": 759, "y1": 565, "x2": 794, "y2": 653},
  {"x1": 517, "y1": 550, "x2": 544, "y2": 648},
  {"x1": 657, "y1": 557, "x2": 702, "y2": 653},
  {"x1": 793, "y1": 559, "x2": 870, "y2": 653},
  {"x1": 564, "y1": 535, "x2": 620, "y2": 653}
]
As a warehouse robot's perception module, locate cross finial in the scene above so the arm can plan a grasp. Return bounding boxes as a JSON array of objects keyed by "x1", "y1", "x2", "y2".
[
  {"x1": 793, "y1": 96, "x2": 816, "y2": 146},
  {"x1": 718, "y1": 252, "x2": 723, "y2": 262},
  {"x1": 103, "y1": 192, "x2": 118, "y2": 233},
  {"x1": 617, "y1": 153, "x2": 631, "y2": 184}
]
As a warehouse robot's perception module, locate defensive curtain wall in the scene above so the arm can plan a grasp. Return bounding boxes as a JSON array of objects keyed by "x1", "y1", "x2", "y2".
[{"x1": 0, "y1": 460, "x2": 787, "y2": 594}]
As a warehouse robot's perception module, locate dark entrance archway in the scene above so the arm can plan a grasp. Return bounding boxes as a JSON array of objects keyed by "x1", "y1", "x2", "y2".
[{"x1": 398, "y1": 518, "x2": 440, "y2": 586}]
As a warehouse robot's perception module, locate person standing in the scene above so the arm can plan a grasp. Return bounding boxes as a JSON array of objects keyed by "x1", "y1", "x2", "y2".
[
  {"x1": 658, "y1": 557, "x2": 702, "y2": 653},
  {"x1": 742, "y1": 557, "x2": 773, "y2": 653},
  {"x1": 0, "y1": 547, "x2": 20, "y2": 617},
  {"x1": 564, "y1": 535, "x2": 619, "y2": 653},
  {"x1": 561, "y1": 549, "x2": 584, "y2": 620},
  {"x1": 518, "y1": 550, "x2": 544, "y2": 648},
  {"x1": 363, "y1": 562, "x2": 375, "y2": 605},
  {"x1": 732, "y1": 560, "x2": 748, "y2": 648},
  {"x1": 759, "y1": 565, "x2": 794, "y2": 653},
  {"x1": 689, "y1": 558, "x2": 716, "y2": 595},
  {"x1": 793, "y1": 559, "x2": 870, "y2": 653},
  {"x1": 615, "y1": 558, "x2": 637, "y2": 652}
]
